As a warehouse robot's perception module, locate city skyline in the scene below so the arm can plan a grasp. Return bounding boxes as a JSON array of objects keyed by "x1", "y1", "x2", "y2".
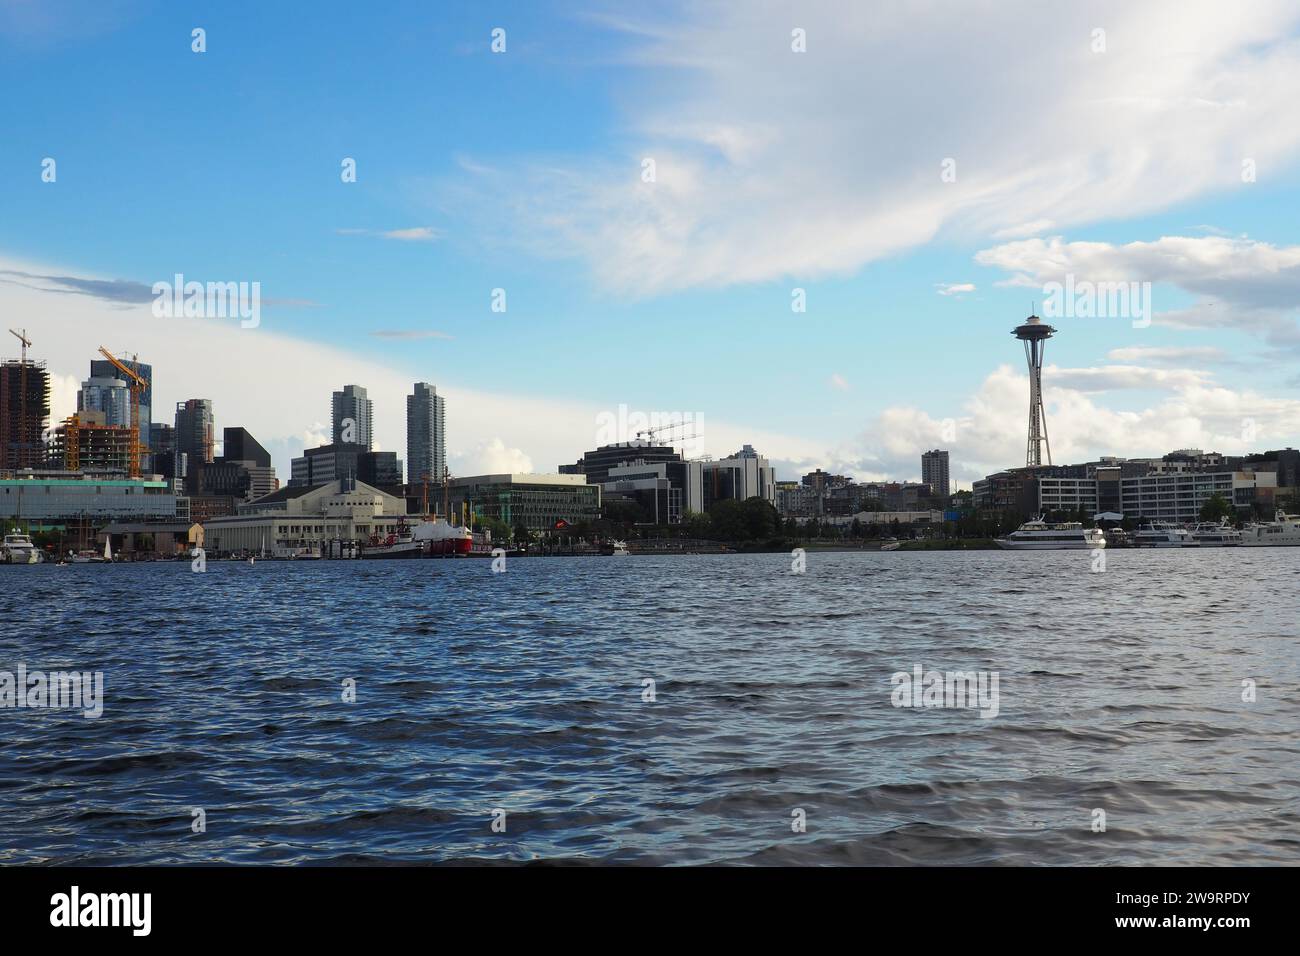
[{"x1": 4, "y1": 1, "x2": 1300, "y2": 488}]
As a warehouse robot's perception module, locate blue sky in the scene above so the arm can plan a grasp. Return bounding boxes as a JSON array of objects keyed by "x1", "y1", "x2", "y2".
[{"x1": 3, "y1": 0, "x2": 1300, "y2": 485}]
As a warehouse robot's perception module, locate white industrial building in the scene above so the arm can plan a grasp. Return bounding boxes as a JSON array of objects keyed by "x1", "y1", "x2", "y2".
[{"x1": 203, "y1": 477, "x2": 409, "y2": 554}]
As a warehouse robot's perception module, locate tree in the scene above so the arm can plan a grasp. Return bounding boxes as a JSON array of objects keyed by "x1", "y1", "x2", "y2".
[
  {"x1": 708, "y1": 499, "x2": 747, "y2": 540},
  {"x1": 473, "y1": 515, "x2": 512, "y2": 544},
  {"x1": 684, "y1": 509, "x2": 713, "y2": 540},
  {"x1": 1199, "y1": 493, "x2": 1233, "y2": 523},
  {"x1": 740, "y1": 497, "x2": 780, "y2": 540}
]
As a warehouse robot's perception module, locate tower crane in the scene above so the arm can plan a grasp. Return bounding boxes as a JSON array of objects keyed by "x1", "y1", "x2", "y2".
[{"x1": 96, "y1": 346, "x2": 147, "y2": 478}]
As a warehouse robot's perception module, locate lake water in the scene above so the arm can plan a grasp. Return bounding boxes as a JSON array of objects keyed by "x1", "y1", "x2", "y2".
[{"x1": 1, "y1": 549, "x2": 1297, "y2": 864}]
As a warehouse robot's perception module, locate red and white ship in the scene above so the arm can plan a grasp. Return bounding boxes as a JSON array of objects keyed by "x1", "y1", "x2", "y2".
[{"x1": 361, "y1": 518, "x2": 473, "y2": 559}]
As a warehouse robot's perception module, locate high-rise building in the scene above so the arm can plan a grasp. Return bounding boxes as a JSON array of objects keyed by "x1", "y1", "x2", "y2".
[
  {"x1": 922, "y1": 449, "x2": 951, "y2": 498},
  {"x1": 90, "y1": 356, "x2": 151, "y2": 463},
  {"x1": 175, "y1": 399, "x2": 214, "y2": 463},
  {"x1": 332, "y1": 384, "x2": 372, "y2": 450},
  {"x1": 701, "y1": 446, "x2": 777, "y2": 510},
  {"x1": 175, "y1": 399, "x2": 214, "y2": 493},
  {"x1": 406, "y1": 382, "x2": 446, "y2": 484},
  {"x1": 0, "y1": 355, "x2": 51, "y2": 470},
  {"x1": 77, "y1": 375, "x2": 131, "y2": 426},
  {"x1": 561, "y1": 441, "x2": 683, "y2": 486}
]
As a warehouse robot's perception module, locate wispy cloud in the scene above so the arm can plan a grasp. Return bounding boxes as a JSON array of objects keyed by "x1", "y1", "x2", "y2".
[
  {"x1": 936, "y1": 282, "x2": 976, "y2": 297},
  {"x1": 975, "y1": 235, "x2": 1300, "y2": 348},
  {"x1": 369, "y1": 329, "x2": 454, "y2": 341},
  {"x1": 0, "y1": 269, "x2": 318, "y2": 309},
  {"x1": 0, "y1": 269, "x2": 152, "y2": 305},
  {"x1": 439, "y1": 0, "x2": 1300, "y2": 296},
  {"x1": 336, "y1": 226, "x2": 442, "y2": 242}
]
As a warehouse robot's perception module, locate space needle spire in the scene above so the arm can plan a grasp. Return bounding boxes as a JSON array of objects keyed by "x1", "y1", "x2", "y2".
[{"x1": 1012, "y1": 313, "x2": 1056, "y2": 468}]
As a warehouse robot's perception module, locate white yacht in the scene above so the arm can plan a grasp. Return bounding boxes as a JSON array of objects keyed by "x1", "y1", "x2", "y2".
[
  {"x1": 1242, "y1": 511, "x2": 1300, "y2": 547},
  {"x1": 996, "y1": 519, "x2": 1107, "y2": 550},
  {"x1": 1, "y1": 532, "x2": 39, "y2": 564},
  {"x1": 1190, "y1": 520, "x2": 1242, "y2": 547},
  {"x1": 1132, "y1": 522, "x2": 1196, "y2": 548}
]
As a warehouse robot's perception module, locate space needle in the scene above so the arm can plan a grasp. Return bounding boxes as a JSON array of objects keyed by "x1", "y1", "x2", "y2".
[{"x1": 1012, "y1": 313, "x2": 1056, "y2": 468}]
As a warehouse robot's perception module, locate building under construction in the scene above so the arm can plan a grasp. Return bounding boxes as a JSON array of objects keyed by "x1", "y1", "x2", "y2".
[
  {"x1": 0, "y1": 341, "x2": 51, "y2": 472},
  {"x1": 47, "y1": 411, "x2": 135, "y2": 474}
]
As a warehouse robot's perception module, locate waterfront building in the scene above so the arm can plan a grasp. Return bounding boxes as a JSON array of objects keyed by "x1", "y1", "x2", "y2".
[
  {"x1": 204, "y1": 477, "x2": 410, "y2": 554},
  {"x1": 561, "y1": 441, "x2": 683, "y2": 486},
  {"x1": 0, "y1": 355, "x2": 51, "y2": 471},
  {"x1": 96, "y1": 522, "x2": 203, "y2": 557},
  {"x1": 332, "y1": 384, "x2": 373, "y2": 450},
  {"x1": 406, "y1": 382, "x2": 446, "y2": 484},
  {"x1": 922, "y1": 449, "x2": 951, "y2": 498},
  {"x1": 449, "y1": 473, "x2": 601, "y2": 532},
  {"x1": 702, "y1": 447, "x2": 777, "y2": 510},
  {"x1": 0, "y1": 471, "x2": 179, "y2": 525},
  {"x1": 816, "y1": 510, "x2": 946, "y2": 528},
  {"x1": 1119, "y1": 470, "x2": 1275, "y2": 523},
  {"x1": 972, "y1": 470, "x2": 1035, "y2": 513},
  {"x1": 1036, "y1": 476, "x2": 1099, "y2": 515},
  {"x1": 602, "y1": 459, "x2": 703, "y2": 524},
  {"x1": 994, "y1": 468, "x2": 1280, "y2": 524}
]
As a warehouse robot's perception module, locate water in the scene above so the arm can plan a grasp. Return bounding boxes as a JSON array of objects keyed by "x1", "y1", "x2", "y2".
[{"x1": 1, "y1": 550, "x2": 1297, "y2": 865}]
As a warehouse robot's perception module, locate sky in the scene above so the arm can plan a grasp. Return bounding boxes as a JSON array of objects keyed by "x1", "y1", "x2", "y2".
[{"x1": 3, "y1": 0, "x2": 1300, "y2": 488}]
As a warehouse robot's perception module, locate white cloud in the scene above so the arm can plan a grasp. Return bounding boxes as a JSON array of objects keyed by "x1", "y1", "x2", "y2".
[
  {"x1": 443, "y1": 0, "x2": 1300, "y2": 295},
  {"x1": 1106, "y1": 345, "x2": 1229, "y2": 365},
  {"x1": 975, "y1": 234, "x2": 1300, "y2": 348},
  {"x1": 843, "y1": 364, "x2": 1300, "y2": 488},
  {"x1": 3, "y1": 254, "x2": 829, "y2": 483},
  {"x1": 454, "y1": 438, "x2": 534, "y2": 475},
  {"x1": 1045, "y1": 364, "x2": 1213, "y2": 391},
  {"x1": 936, "y1": 283, "x2": 976, "y2": 297},
  {"x1": 828, "y1": 373, "x2": 849, "y2": 391}
]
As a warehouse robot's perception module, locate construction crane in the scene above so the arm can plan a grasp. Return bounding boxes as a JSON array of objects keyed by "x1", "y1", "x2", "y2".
[
  {"x1": 96, "y1": 346, "x2": 147, "y2": 478},
  {"x1": 635, "y1": 420, "x2": 700, "y2": 448}
]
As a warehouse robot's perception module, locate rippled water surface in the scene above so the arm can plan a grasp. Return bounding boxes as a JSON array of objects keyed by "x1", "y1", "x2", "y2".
[{"x1": 1, "y1": 550, "x2": 1297, "y2": 865}]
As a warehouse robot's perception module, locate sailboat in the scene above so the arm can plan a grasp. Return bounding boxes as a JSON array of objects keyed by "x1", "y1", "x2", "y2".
[{"x1": 103, "y1": 535, "x2": 113, "y2": 563}]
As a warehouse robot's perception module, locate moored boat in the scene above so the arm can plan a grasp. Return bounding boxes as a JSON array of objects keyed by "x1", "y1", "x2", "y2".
[
  {"x1": 1190, "y1": 520, "x2": 1242, "y2": 547},
  {"x1": 1, "y1": 532, "x2": 39, "y2": 564},
  {"x1": 360, "y1": 518, "x2": 473, "y2": 558},
  {"x1": 1131, "y1": 522, "x2": 1197, "y2": 548},
  {"x1": 996, "y1": 519, "x2": 1106, "y2": 550},
  {"x1": 1242, "y1": 511, "x2": 1300, "y2": 547}
]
